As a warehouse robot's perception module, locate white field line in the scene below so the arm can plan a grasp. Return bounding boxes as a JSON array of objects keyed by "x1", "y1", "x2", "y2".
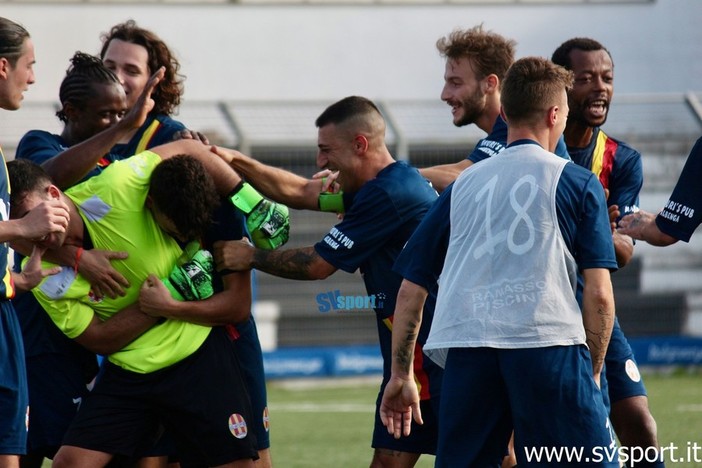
[
  {"x1": 676, "y1": 404, "x2": 702, "y2": 412},
  {"x1": 270, "y1": 402, "x2": 376, "y2": 413}
]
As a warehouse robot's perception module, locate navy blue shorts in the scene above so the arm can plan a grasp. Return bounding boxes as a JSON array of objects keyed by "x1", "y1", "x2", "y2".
[
  {"x1": 230, "y1": 316, "x2": 270, "y2": 450},
  {"x1": 604, "y1": 317, "x2": 647, "y2": 407},
  {"x1": 62, "y1": 327, "x2": 258, "y2": 465},
  {"x1": 438, "y1": 346, "x2": 618, "y2": 468},
  {"x1": 25, "y1": 353, "x2": 93, "y2": 457},
  {"x1": 0, "y1": 301, "x2": 28, "y2": 455}
]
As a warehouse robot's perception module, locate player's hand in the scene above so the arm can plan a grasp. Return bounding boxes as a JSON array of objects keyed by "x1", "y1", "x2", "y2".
[
  {"x1": 13, "y1": 245, "x2": 62, "y2": 293},
  {"x1": 162, "y1": 249, "x2": 215, "y2": 301},
  {"x1": 120, "y1": 66, "x2": 163, "y2": 131},
  {"x1": 379, "y1": 375, "x2": 423, "y2": 439},
  {"x1": 21, "y1": 198, "x2": 70, "y2": 241},
  {"x1": 227, "y1": 181, "x2": 290, "y2": 250},
  {"x1": 312, "y1": 169, "x2": 341, "y2": 193},
  {"x1": 79, "y1": 249, "x2": 130, "y2": 300},
  {"x1": 213, "y1": 238, "x2": 254, "y2": 273},
  {"x1": 617, "y1": 210, "x2": 655, "y2": 240},
  {"x1": 139, "y1": 274, "x2": 177, "y2": 318},
  {"x1": 608, "y1": 204, "x2": 621, "y2": 233},
  {"x1": 246, "y1": 198, "x2": 290, "y2": 249},
  {"x1": 172, "y1": 129, "x2": 209, "y2": 145}
]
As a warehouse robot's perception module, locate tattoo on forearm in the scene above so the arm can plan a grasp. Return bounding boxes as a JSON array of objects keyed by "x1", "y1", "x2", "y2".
[
  {"x1": 395, "y1": 320, "x2": 418, "y2": 372},
  {"x1": 253, "y1": 247, "x2": 318, "y2": 280},
  {"x1": 585, "y1": 307, "x2": 612, "y2": 369}
]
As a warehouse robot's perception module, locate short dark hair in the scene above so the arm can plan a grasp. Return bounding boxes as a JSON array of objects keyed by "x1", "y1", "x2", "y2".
[
  {"x1": 149, "y1": 155, "x2": 220, "y2": 241},
  {"x1": 501, "y1": 57, "x2": 574, "y2": 126},
  {"x1": 0, "y1": 17, "x2": 30, "y2": 67},
  {"x1": 56, "y1": 52, "x2": 121, "y2": 123},
  {"x1": 551, "y1": 37, "x2": 613, "y2": 70},
  {"x1": 7, "y1": 159, "x2": 53, "y2": 218},
  {"x1": 436, "y1": 25, "x2": 516, "y2": 82},
  {"x1": 315, "y1": 96, "x2": 382, "y2": 128},
  {"x1": 99, "y1": 20, "x2": 183, "y2": 116}
]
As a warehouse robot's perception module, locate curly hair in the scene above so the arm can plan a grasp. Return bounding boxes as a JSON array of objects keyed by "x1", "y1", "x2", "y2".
[
  {"x1": 0, "y1": 17, "x2": 30, "y2": 67},
  {"x1": 56, "y1": 52, "x2": 121, "y2": 123},
  {"x1": 149, "y1": 155, "x2": 220, "y2": 241},
  {"x1": 551, "y1": 37, "x2": 613, "y2": 71},
  {"x1": 436, "y1": 24, "x2": 516, "y2": 82},
  {"x1": 99, "y1": 20, "x2": 183, "y2": 116}
]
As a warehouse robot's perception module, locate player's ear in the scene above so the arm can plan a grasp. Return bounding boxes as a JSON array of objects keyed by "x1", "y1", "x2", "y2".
[
  {"x1": 353, "y1": 135, "x2": 369, "y2": 154},
  {"x1": 47, "y1": 184, "x2": 61, "y2": 200},
  {"x1": 482, "y1": 74, "x2": 499, "y2": 94}
]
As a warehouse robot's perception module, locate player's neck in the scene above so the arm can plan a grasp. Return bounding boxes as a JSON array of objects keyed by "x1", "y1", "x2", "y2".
[
  {"x1": 478, "y1": 97, "x2": 502, "y2": 134},
  {"x1": 563, "y1": 122, "x2": 595, "y2": 149}
]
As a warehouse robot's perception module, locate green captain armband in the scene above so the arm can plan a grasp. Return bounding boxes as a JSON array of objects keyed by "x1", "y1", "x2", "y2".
[
  {"x1": 228, "y1": 181, "x2": 290, "y2": 250},
  {"x1": 318, "y1": 192, "x2": 345, "y2": 214}
]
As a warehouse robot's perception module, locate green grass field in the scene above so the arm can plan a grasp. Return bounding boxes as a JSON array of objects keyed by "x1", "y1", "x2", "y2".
[
  {"x1": 39, "y1": 370, "x2": 701, "y2": 467},
  {"x1": 266, "y1": 371, "x2": 702, "y2": 467}
]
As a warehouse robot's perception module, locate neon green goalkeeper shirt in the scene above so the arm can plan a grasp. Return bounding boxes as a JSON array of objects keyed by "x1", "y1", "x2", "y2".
[{"x1": 32, "y1": 151, "x2": 211, "y2": 374}]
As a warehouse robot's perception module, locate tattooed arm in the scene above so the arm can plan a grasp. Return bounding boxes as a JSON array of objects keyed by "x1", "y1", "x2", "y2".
[
  {"x1": 213, "y1": 239, "x2": 337, "y2": 280},
  {"x1": 581, "y1": 268, "x2": 615, "y2": 386},
  {"x1": 379, "y1": 279, "x2": 428, "y2": 439}
]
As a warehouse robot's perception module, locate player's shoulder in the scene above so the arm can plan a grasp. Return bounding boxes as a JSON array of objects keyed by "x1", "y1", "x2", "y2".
[
  {"x1": 599, "y1": 128, "x2": 641, "y2": 159},
  {"x1": 17, "y1": 129, "x2": 61, "y2": 147}
]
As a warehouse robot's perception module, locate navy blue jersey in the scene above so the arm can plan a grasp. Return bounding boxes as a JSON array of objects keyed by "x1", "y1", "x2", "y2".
[
  {"x1": 0, "y1": 146, "x2": 13, "y2": 299},
  {"x1": 468, "y1": 115, "x2": 571, "y2": 164},
  {"x1": 656, "y1": 136, "x2": 702, "y2": 242},
  {"x1": 111, "y1": 114, "x2": 185, "y2": 159},
  {"x1": 568, "y1": 127, "x2": 642, "y2": 219},
  {"x1": 16, "y1": 130, "x2": 121, "y2": 184},
  {"x1": 314, "y1": 161, "x2": 441, "y2": 403},
  {"x1": 314, "y1": 161, "x2": 438, "y2": 320}
]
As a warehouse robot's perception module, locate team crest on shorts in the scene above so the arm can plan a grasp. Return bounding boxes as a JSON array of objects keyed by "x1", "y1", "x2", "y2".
[
  {"x1": 625, "y1": 359, "x2": 641, "y2": 382},
  {"x1": 228, "y1": 413, "x2": 248, "y2": 439},
  {"x1": 262, "y1": 406, "x2": 270, "y2": 432}
]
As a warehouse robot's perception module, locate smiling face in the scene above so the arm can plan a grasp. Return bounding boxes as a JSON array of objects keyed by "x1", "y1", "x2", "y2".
[
  {"x1": 0, "y1": 38, "x2": 36, "y2": 111},
  {"x1": 102, "y1": 38, "x2": 150, "y2": 110},
  {"x1": 566, "y1": 48, "x2": 614, "y2": 128},
  {"x1": 440, "y1": 57, "x2": 487, "y2": 127},
  {"x1": 68, "y1": 81, "x2": 127, "y2": 143},
  {"x1": 316, "y1": 123, "x2": 363, "y2": 193}
]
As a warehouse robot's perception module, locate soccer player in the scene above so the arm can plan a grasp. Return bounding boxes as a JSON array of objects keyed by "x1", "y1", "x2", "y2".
[
  {"x1": 0, "y1": 17, "x2": 71, "y2": 468},
  {"x1": 99, "y1": 20, "x2": 208, "y2": 157},
  {"x1": 419, "y1": 25, "x2": 570, "y2": 193},
  {"x1": 138, "y1": 184, "x2": 272, "y2": 468},
  {"x1": 552, "y1": 37, "x2": 663, "y2": 468},
  {"x1": 381, "y1": 56, "x2": 618, "y2": 467},
  {"x1": 618, "y1": 136, "x2": 702, "y2": 245},
  {"x1": 213, "y1": 96, "x2": 442, "y2": 468},
  {"x1": 8, "y1": 140, "x2": 261, "y2": 468},
  {"x1": 12, "y1": 51, "x2": 157, "y2": 468}
]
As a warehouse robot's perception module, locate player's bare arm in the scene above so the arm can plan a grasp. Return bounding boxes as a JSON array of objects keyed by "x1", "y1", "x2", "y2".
[
  {"x1": 211, "y1": 146, "x2": 323, "y2": 210},
  {"x1": 618, "y1": 210, "x2": 678, "y2": 246},
  {"x1": 213, "y1": 239, "x2": 336, "y2": 281},
  {"x1": 380, "y1": 279, "x2": 427, "y2": 439},
  {"x1": 581, "y1": 267, "x2": 615, "y2": 385},
  {"x1": 73, "y1": 304, "x2": 158, "y2": 355},
  {"x1": 139, "y1": 269, "x2": 252, "y2": 326},
  {"x1": 419, "y1": 159, "x2": 473, "y2": 193}
]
